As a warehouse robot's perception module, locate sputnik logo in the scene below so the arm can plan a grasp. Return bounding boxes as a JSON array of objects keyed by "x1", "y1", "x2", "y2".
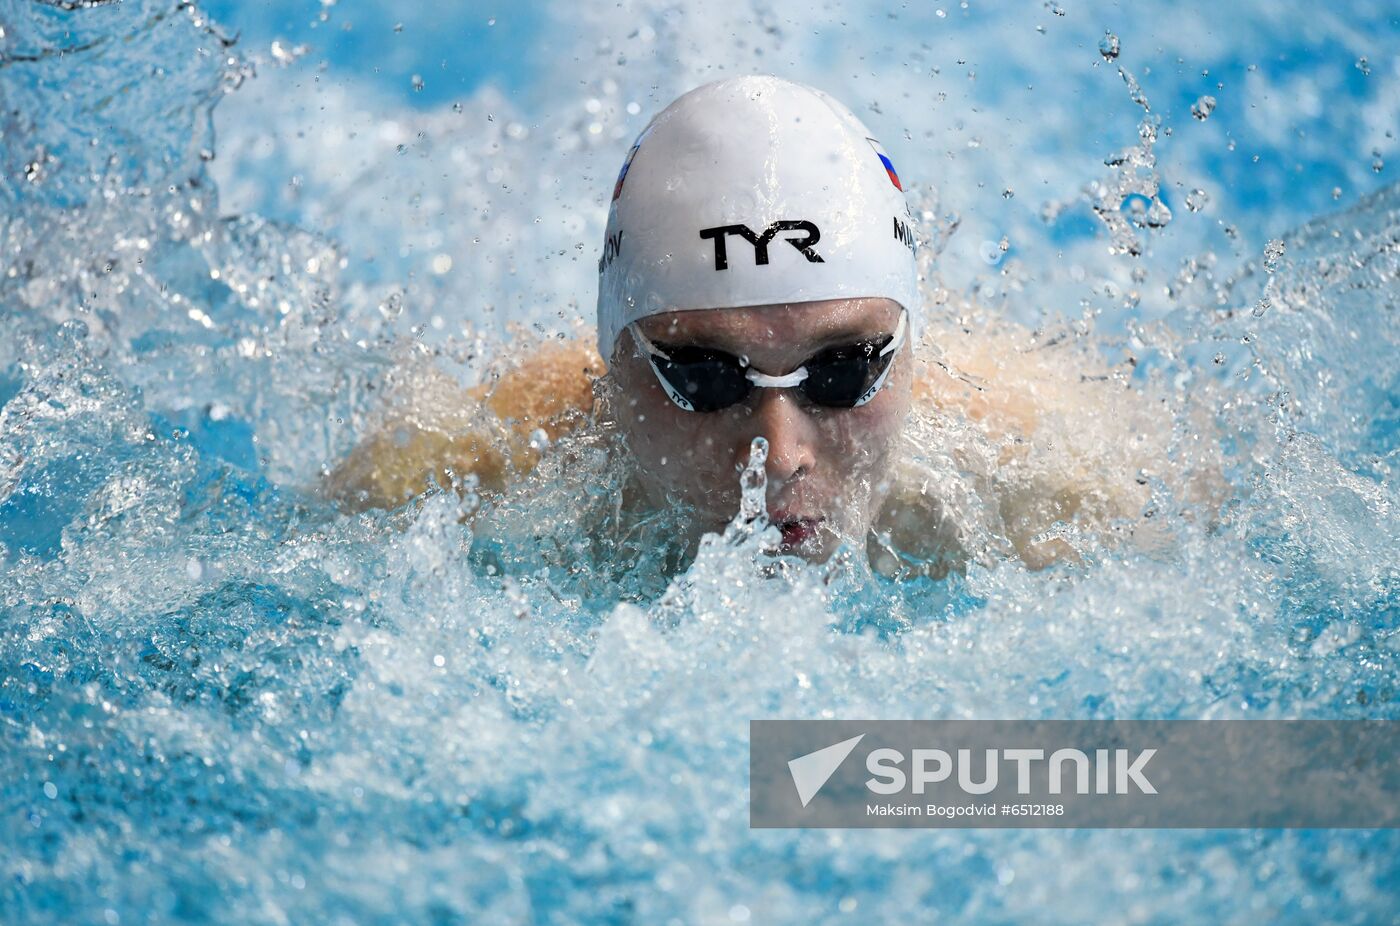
[{"x1": 787, "y1": 734, "x2": 865, "y2": 808}]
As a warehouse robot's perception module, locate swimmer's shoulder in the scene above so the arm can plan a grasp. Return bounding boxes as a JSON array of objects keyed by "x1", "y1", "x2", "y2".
[{"x1": 326, "y1": 337, "x2": 606, "y2": 511}]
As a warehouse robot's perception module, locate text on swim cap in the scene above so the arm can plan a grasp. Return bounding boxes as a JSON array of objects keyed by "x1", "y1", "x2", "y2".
[
  {"x1": 893, "y1": 215, "x2": 916, "y2": 254},
  {"x1": 598, "y1": 230, "x2": 623, "y2": 274},
  {"x1": 698, "y1": 221, "x2": 825, "y2": 271}
]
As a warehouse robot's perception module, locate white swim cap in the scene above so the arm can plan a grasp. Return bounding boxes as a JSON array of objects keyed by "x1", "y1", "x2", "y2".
[{"x1": 596, "y1": 75, "x2": 920, "y2": 359}]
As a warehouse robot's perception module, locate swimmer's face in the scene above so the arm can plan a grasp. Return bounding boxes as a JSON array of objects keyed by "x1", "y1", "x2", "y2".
[{"x1": 606, "y1": 297, "x2": 913, "y2": 562}]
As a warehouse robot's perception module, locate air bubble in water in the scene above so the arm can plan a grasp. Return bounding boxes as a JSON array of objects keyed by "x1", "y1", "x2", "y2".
[
  {"x1": 1185, "y1": 188, "x2": 1209, "y2": 212},
  {"x1": 1191, "y1": 95, "x2": 1216, "y2": 121},
  {"x1": 1099, "y1": 33, "x2": 1120, "y2": 60}
]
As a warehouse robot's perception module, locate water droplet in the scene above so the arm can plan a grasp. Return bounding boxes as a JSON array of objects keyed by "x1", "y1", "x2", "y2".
[
  {"x1": 738, "y1": 438, "x2": 769, "y2": 523},
  {"x1": 411, "y1": 74, "x2": 424, "y2": 92},
  {"x1": 1099, "y1": 33, "x2": 1120, "y2": 61},
  {"x1": 1332, "y1": 186, "x2": 1343, "y2": 200},
  {"x1": 1002, "y1": 188, "x2": 1014, "y2": 199},
  {"x1": 43, "y1": 782, "x2": 57, "y2": 800},
  {"x1": 1371, "y1": 149, "x2": 1384, "y2": 173},
  {"x1": 1190, "y1": 95, "x2": 1216, "y2": 121},
  {"x1": 1252, "y1": 296, "x2": 1270, "y2": 317},
  {"x1": 1263, "y1": 238, "x2": 1285, "y2": 272},
  {"x1": 1120, "y1": 192, "x2": 1150, "y2": 225},
  {"x1": 487, "y1": 17, "x2": 497, "y2": 26},
  {"x1": 392, "y1": 21, "x2": 403, "y2": 33},
  {"x1": 1145, "y1": 198, "x2": 1172, "y2": 228},
  {"x1": 1185, "y1": 188, "x2": 1209, "y2": 212},
  {"x1": 377, "y1": 292, "x2": 404, "y2": 319},
  {"x1": 1356, "y1": 56, "x2": 1371, "y2": 76}
]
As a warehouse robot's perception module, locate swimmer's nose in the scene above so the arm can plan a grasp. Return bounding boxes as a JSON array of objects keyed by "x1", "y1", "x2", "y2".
[{"x1": 741, "y1": 387, "x2": 817, "y2": 488}]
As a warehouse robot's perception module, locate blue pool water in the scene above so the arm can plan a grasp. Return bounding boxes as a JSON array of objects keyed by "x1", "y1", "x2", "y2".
[{"x1": 2, "y1": 0, "x2": 1399, "y2": 922}]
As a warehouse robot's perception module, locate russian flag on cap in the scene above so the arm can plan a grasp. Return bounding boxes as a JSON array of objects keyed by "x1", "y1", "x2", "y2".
[
  {"x1": 612, "y1": 123, "x2": 655, "y2": 202},
  {"x1": 866, "y1": 137, "x2": 902, "y2": 192},
  {"x1": 612, "y1": 141, "x2": 641, "y2": 202}
]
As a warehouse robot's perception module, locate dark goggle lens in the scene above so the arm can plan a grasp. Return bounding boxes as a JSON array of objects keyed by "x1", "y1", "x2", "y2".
[
  {"x1": 651, "y1": 347, "x2": 752, "y2": 412},
  {"x1": 800, "y1": 338, "x2": 894, "y2": 407}
]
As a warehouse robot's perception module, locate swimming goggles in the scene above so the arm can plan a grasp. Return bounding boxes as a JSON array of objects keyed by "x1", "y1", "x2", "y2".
[{"x1": 628, "y1": 308, "x2": 907, "y2": 413}]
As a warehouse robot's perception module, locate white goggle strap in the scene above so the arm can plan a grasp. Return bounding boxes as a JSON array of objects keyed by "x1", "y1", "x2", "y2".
[
  {"x1": 628, "y1": 321, "x2": 669, "y2": 360},
  {"x1": 629, "y1": 322, "x2": 696, "y2": 412},
  {"x1": 879, "y1": 307, "x2": 909, "y2": 357},
  {"x1": 853, "y1": 307, "x2": 908, "y2": 407}
]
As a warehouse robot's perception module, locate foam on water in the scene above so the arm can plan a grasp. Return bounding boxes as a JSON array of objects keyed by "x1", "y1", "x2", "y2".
[{"x1": 2, "y1": 1, "x2": 1399, "y2": 922}]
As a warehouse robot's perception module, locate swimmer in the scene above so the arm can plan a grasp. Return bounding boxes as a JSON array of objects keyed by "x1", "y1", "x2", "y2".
[{"x1": 327, "y1": 75, "x2": 1225, "y2": 576}]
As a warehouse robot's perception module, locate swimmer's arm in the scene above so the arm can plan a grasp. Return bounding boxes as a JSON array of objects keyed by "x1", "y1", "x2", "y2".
[
  {"x1": 325, "y1": 339, "x2": 605, "y2": 511},
  {"x1": 901, "y1": 326, "x2": 1226, "y2": 571}
]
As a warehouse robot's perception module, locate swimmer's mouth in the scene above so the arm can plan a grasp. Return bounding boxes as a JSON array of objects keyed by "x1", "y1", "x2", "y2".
[{"x1": 772, "y1": 512, "x2": 822, "y2": 550}]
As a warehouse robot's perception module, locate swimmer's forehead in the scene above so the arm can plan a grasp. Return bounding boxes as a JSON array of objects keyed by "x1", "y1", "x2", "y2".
[{"x1": 637, "y1": 298, "x2": 902, "y2": 350}]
